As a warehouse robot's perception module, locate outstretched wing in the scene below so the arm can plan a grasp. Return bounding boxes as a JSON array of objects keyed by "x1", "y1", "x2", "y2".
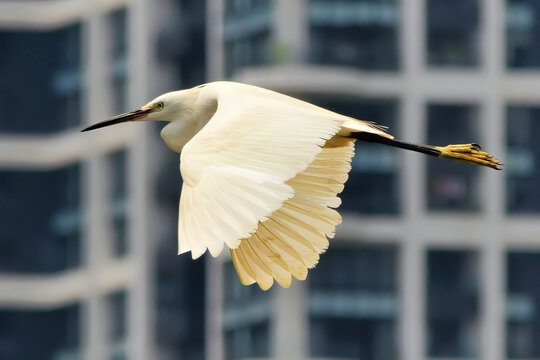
[
  {"x1": 178, "y1": 85, "x2": 344, "y2": 259},
  {"x1": 230, "y1": 136, "x2": 356, "y2": 289}
]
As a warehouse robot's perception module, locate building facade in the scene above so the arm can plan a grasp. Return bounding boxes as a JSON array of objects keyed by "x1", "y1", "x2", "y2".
[
  {"x1": 206, "y1": 1, "x2": 540, "y2": 360},
  {"x1": 0, "y1": 0, "x2": 206, "y2": 359},
  {"x1": 2, "y1": 0, "x2": 540, "y2": 360}
]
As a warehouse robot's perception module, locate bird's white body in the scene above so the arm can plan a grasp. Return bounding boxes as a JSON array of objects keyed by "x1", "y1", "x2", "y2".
[
  {"x1": 84, "y1": 81, "x2": 500, "y2": 290},
  {"x1": 158, "y1": 82, "x2": 387, "y2": 154},
  {"x1": 145, "y1": 81, "x2": 391, "y2": 290}
]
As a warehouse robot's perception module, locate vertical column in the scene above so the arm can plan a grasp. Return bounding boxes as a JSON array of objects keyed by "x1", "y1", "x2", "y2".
[
  {"x1": 207, "y1": 0, "x2": 225, "y2": 80},
  {"x1": 84, "y1": 157, "x2": 108, "y2": 360},
  {"x1": 83, "y1": 10, "x2": 110, "y2": 360},
  {"x1": 205, "y1": 2, "x2": 225, "y2": 358},
  {"x1": 480, "y1": 102, "x2": 504, "y2": 219},
  {"x1": 482, "y1": 0, "x2": 505, "y2": 76},
  {"x1": 128, "y1": 0, "x2": 154, "y2": 359},
  {"x1": 400, "y1": 241, "x2": 425, "y2": 360},
  {"x1": 401, "y1": 97, "x2": 425, "y2": 219},
  {"x1": 481, "y1": 1, "x2": 505, "y2": 360},
  {"x1": 481, "y1": 0, "x2": 505, "y2": 219},
  {"x1": 481, "y1": 243, "x2": 505, "y2": 360},
  {"x1": 206, "y1": 259, "x2": 225, "y2": 360},
  {"x1": 273, "y1": 282, "x2": 308, "y2": 359},
  {"x1": 274, "y1": 0, "x2": 308, "y2": 63},
  {"x1": 401, "y1": 1, "x2": 426, "y2": 360},
  {"x1": 272, "y1": 3, "x2": 309, "y2": 356},
  {"x1": 401, "y1": 0, "x2": 424, "y2": 75},
  {"x1": 84, "y1": 160, "x2": 108, "y2": 360},
  {"x1": 401, "y1": 0, "x2": 426, "y2": 219}
]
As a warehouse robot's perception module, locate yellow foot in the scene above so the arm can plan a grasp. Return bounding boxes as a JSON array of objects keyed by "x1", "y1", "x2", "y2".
[{"x1": 434, "y1": 143, "x2": 503, "y2": 170}]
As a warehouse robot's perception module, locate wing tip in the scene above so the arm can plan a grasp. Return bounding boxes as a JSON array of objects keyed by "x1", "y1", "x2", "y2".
[{"x1": 257, "y1": 280, "x2": 274, "y2": 291}]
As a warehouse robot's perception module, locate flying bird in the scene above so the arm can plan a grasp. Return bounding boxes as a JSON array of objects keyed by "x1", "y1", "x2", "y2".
[{"x1": 82, "y1": 81, "x2": 502, "y2": 290}]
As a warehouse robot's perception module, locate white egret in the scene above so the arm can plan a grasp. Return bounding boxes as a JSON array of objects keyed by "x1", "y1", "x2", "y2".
[{"x1": 83, "y1": 81, "x2": 501, "y2": 290}]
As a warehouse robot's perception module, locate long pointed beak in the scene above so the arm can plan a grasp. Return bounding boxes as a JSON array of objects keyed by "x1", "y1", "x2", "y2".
[{"x1": 81, "y1": 108, "x2": 154, "y2": 132}]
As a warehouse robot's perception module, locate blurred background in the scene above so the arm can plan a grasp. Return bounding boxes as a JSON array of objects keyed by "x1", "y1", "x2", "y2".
[{"x1": 0, "y1": 0, "x2": 539, "y2": 359}]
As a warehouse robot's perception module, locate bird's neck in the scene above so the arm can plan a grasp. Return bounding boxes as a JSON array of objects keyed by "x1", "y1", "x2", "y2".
[{"x1": 160, "y1": 99, "x2": 217, "y2": 153}]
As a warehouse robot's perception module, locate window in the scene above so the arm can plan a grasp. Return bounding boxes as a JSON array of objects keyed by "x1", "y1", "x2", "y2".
[
  {"x1": 309, "y1": 245, "x2": 399, "y2": 360},
  {"x1": 108, "y1": 9, "x2": 129, "y2": 114},
  {"x1": 155, "y1": 240, "x2": 205, "y2": 360},
  {"x1": 0, "y1": 25, "x2": 81, "y2": 133},
  {"x1": 306, "y1": 96, "x2": 400, "y2": 215},
  {"x1": 107, "y1": 150, "x2": 129, "y2": 257},
  {"x1": 154, "y1": 129, "x2": 205, "y2": 360},
  {"x1": 223, "y1": 261, "x2": 269, "y2": 308},
  {"x1": 223, "y1": 261, "x2": 271, "y2": 360},
  {"x1": 310, "y1": 245, "x2": 397, "y2": 292},
  {"x1": 224, "y1": 0, "x2": 272, "y2": 76},
  {"x1": 426, "y1": 104, "x2": 480, "y2": 211},
  {"x1": 506, "y1": 106, "x2": 540, "y2": 213},
  {"x1": 0, "y1": 164, "x2": 81, "y2": 273},
  {"x1": 224, "y1": 321, "x2": 270, "y2": 360},
  {"x1": 309, "y1": 0, "x2": 399, "y2": 71},
  {"x1": 108, "y1": 292, "x2": 127, "y2": 360},
  {"x1": 506, "y1": 251, "x2": 540, "y2": 358},
  {"x1": 507, "y1": 0, "x2": 540, "y2": 68},
  {"x1": 426, "y1": 0, "x2": 479, "y2": 66},
  {"x1": 0, "y1": 304, "x2": 80, "y2": 360},
  {"x1": 426, "y1": 250, "x2": 479, "y2": 358},
  {"x1": 176, "y1": 0, "x2": 207, "y2": 88},
  {"x1": 225, "y1": 0, "x2": 271, "y2": 18}
]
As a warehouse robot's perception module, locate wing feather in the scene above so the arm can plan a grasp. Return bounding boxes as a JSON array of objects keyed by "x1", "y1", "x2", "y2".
[
  {"x1": 176, "y1": 83, "x2": 364, "y2": 289},
  {"x1": 230, "y1": 136, "x2": 355, "y2": 289},
  {"x1": 231, "y1": 247, "x2": 256, "y2": 285},
  {"x1": 178, "y1": 84, "x2": 344, "y2": 258}
]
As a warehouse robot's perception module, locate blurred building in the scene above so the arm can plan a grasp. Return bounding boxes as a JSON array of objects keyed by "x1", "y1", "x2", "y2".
[
  {"x1": 0, "y1": 0, "x2": 205, "y2": 359},
  {"x1": 205, "y1": 1, "x2": 540, "y2": 360},
  {"x1": 2, "y1": 1, "x2": 540, "y2": 360}
]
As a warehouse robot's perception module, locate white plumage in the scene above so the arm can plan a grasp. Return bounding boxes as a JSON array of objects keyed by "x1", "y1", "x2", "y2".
[
  {"x1": 173, "y1": 82, "x2": 385, "y2": 289},
  {"x1": 83, "y1": 81, "x2": 502, "y2": 290}
]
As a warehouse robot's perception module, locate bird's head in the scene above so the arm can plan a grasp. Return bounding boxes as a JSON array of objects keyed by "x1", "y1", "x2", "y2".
[{"x1": 81, "y1": 90, "x2": 195, "y2": 132}]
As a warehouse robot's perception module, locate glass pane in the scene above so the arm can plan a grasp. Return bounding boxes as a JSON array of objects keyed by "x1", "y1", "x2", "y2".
[
  {"x1": 224, "y1": 0, "x2": 272, "y2": 76},
  {"x1": 108, "y1": 292, "x2": 127, "y2": 360},
  {"x1": 506, "y1": 251, "x2": 540, "y2": 358},
  {"x1": 154, "y1": 128, "x2": 205, "y2": 359},
  {"x1": 223, "y1": 262, "x2": 271, "y2": 360},
  {"x1": 225, "y1": 0, "x2": 271, "y2": 18},
  {"x1": 107, "y1": 150, "x2": 129, "y2": 257},
  {"x1": 426, "y1": 104, "x2": 480, "y2": 211},
  {"x1": 310, "y1": 245, "x2": 397, "y2": 292},
  {"x1": 173, "y1": 0, "x2": 207, "y2": 88},
  {"x1": 0, "y1": 165, "x2": 81, "y2": 273},
  {"x1": 309, "y1": 0, "x2": 399, "y2": 71},
  {"x1": 305, "y1": 96, "x2": 400, "y2": 215},
  {"x1": 426, "y1": 250, "x2": 479, "y2": 358},
  {"x1": 427, "y1": 0, "x2": 479, "y2": 66},
  {"x1": 0, "y1": 25, "x2": 81, "y2": 133},
  {"x1": 506, "y1": 106, "x2": 540, "y2": 213},
  {"x1": 309, "y1": 245, "x2": 399, "y2": 360},
  {"x1": 0, "y1": 304, "x2": 80, "y2": 360},
  {"x1": 507, "y1": 0, "x2": 540, "y2": 68},
  {"x1": 224, "y1": 321, "x2": 270, "y2": 360},
  {"x1": 224, "y1": 261, "x2": 268, "y2": 307},
  {"x1": 155, "y1": 237, "x2": 205, "y2": 360}
]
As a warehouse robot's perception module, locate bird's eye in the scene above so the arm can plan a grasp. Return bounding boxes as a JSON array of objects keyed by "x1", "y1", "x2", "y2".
[{"x1": 156, "y1": 102, "x2": 164, "y2": 110}]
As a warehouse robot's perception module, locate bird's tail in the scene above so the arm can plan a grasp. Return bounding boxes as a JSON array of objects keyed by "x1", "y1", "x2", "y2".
[{"x1": 351, "y1": 132, "x2": 502, "y2": 170}]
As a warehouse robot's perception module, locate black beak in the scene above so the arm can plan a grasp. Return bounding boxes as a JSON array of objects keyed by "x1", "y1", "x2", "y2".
[{"x1": 81, "y1": 108, "x2": 154, "y2": 132}]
